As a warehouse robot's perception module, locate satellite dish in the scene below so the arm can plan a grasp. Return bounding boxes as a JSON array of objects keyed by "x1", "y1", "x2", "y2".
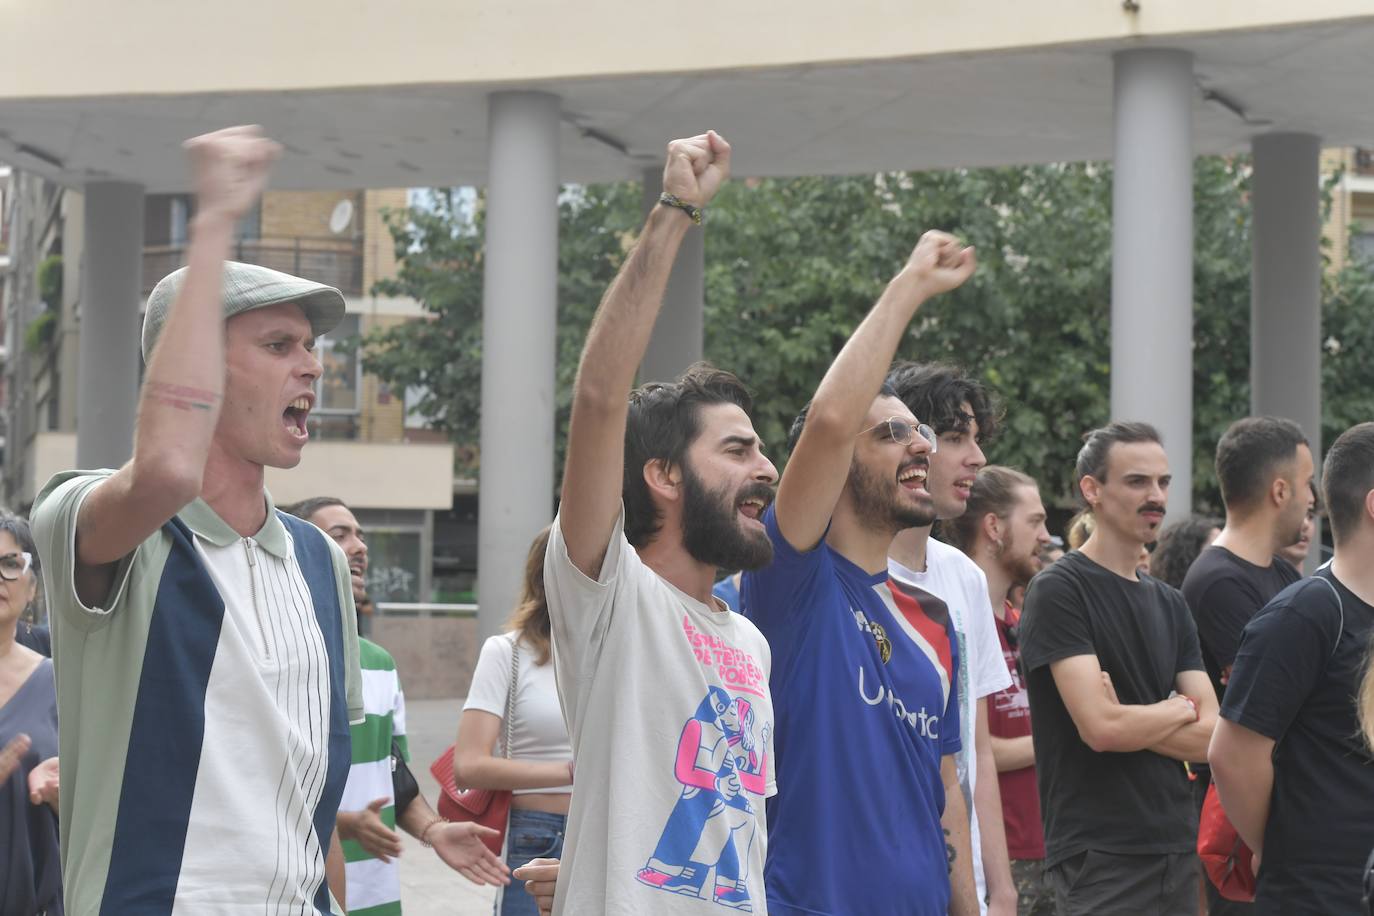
[{"x1": 328, "y1": 199, "x2": 355, "y2": 235}]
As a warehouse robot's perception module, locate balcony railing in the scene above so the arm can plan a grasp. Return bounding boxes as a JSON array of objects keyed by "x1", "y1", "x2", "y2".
[{"x1": 143, "y1": 237, "x2": 364, "y2": 297}]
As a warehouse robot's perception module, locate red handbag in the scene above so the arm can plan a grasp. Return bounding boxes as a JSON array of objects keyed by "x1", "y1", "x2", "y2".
[
  {"x1": 429, "y1": 640, "x2": 520, "y2": 856},
  {"x1": 430, "y1": 744, "x2": 511, "y2": 855},
  {"x1": 1197, "y1": 781, "x2": 1256, "y2": 902}
]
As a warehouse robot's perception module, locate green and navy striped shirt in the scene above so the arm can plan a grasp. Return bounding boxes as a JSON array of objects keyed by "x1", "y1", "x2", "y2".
[{"x1": 340, "y1": 638, "x2": 410, "y2": 915}]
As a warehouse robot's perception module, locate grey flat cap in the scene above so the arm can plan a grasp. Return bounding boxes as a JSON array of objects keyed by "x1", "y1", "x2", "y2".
[{"x1": 142, "y1": 260, "x2": 347, "y2": 361}]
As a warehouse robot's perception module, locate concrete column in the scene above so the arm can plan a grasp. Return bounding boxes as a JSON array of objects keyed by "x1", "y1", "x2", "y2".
[
  {"x1": 639, "y1": 167, "x2": 704, "y2": 382},
  {"x1": 1251, "y1": 133, "x2": 1323, "y2": 570},
  {"x1": 477, "y1": 91, "x2": 560, "y2": 640},
  {"x1": 77, "y1": 182, "x2": 145, "y2": 469},
  {"x1": 1111, "y1": 49, "x2": 1195, "y2": 521}
]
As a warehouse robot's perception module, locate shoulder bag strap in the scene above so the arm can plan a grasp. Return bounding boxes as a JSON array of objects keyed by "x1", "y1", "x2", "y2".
[
  {"x1": 503, "y1": 640, "x2": 520, "y2": 760},
  {"x1": 1314, "y1": 568, "x2": 1346, "y2": 662}
]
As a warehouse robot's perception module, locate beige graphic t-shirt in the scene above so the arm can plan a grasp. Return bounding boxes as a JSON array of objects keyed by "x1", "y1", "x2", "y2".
[{"x1": 545, "y1": 510, "x2": 776, "y2": 916}]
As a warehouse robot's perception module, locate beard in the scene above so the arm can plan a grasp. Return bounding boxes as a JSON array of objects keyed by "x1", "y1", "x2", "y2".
[
  {"x1": 680, "y1": 464, "x2": 775, "y2": 571},
  {"x1": 848, "y1": 455, "x2": 937, "y2": 533},
  {"x1": 1003, "y1": 541, "x2": 1041, "y2": 588}
]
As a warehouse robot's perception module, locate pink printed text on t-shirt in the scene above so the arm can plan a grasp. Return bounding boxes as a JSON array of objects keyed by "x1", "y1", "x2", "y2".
[{"x1": 682, "y1": 616, "x2": 767, "y2": 698}]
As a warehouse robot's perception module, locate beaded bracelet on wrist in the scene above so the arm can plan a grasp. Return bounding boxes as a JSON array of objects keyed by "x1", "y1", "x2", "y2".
[{"x1": 658, "y1": 192, "x2": 704, "y2": 225}]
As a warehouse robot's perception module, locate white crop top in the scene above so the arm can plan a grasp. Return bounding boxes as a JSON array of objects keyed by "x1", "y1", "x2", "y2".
[{"x1": 463, "y1": 632, "x2": 573, "y2": 795}]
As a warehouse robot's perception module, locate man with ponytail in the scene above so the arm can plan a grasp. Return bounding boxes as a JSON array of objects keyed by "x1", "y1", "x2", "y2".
[
  {"x1": 946, "y1": 467, "x2": 1053, "y2": 914},
  {"x1": 1017, "y1": 422, "x2": 1216, "y2": 914}
]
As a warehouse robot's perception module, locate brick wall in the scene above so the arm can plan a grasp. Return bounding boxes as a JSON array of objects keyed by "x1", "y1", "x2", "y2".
[
  {"x1": 363, "y1": 188, "x2": 408, "y2": 291},
  {"x1": 1322, "y1": 148, "x2": 1354, "y2": 275},
  {"x1": 371, "y1": 616, "x2": 480, "y2": 700},
  {"x1": 261, "y1": 189, "x2": 360, "y2": 242},
  {"x1": 359, "y1": 313, "x2": 408, "y2": 442}
]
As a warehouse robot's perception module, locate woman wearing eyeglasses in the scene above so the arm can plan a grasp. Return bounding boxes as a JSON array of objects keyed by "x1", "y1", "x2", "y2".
[{"x1": 0, "y1": 514, "x2": 62, "y2": 916}]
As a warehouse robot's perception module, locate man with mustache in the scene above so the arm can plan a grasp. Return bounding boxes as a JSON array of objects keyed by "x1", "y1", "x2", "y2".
[
  {"x1": 945, "y1": 466, "x2": 1055, "y2": 914},
  {"x1": 1018, "y1": 422, "x2": 1218, "y2": 915},
  {"x1": 885, "y1": 363, "x2": 1018, "y2": 916},
  {"x1": 742, "y1": 231, "x2": 980, "y2": 915},
  {"x1": 545, "y1": 131, "x2": 779, "y2": 915}
]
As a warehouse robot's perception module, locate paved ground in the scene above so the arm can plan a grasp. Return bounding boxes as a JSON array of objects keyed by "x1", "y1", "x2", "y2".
[{"x1": 394, "y1": 697, "x2": 499, "y2": 915}]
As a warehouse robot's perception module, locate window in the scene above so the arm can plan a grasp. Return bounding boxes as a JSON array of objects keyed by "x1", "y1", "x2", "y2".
[
  {"x1": 1353, "y1": 226, "x2": 1374, "y2": 266},
  {"x1": 315, "y1": 313, "x2": 360, "y2": 413},
  {"x1": 363, "y1": 529, "x2": 424, "y2": 603},
  {"x1": 170, "y1": 196, "x2": 190, "y2": 246},
  {"x1": 404, "y1": 384, "x2": 435, "y2": 430},
  {"x1": 236, "y1": 200, "x2": 262, "y2": 243}
]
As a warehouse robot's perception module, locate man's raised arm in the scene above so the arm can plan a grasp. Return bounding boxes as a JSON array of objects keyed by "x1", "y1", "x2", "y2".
[
  {"x1": 558, "y1": 132, "x2": 729, "y2": 577},
  {"x1": 774, "y1": 231, "x2": 974, "y2": 551},
  {"x1": 74, "y1": 127, "x2": 279, "y2": 598}
]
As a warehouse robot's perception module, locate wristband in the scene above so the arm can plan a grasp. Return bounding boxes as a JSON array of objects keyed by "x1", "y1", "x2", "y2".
[
  {"x1": 658, "y1": 192, "x2": 703, "y2": 225},
  {"x1": 419, "y1": 817, "x2": 447, "y2": 848}
]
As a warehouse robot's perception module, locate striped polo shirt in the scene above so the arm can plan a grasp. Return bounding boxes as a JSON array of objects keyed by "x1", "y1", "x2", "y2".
[
  {"x1": 33, "y1": 470, "x2": 363, "y2": 916},
  {"x1": 339, "y1": 638, "x2": 410, "y2": 915}
]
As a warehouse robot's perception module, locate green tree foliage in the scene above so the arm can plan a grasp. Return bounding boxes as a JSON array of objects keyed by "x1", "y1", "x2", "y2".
[
  {"x1": 704, "y1": 159, "x2": 1255, "y2": 511},
  {"x1": 357, "y1": 184, "x2": 641, "y2": 475},
  {"x1": 1321, "y1": 258, "x2": 1374, "y2": 451},
  {"x1": 360, "y1": 158, "x2": 1368, "y2": 511}
]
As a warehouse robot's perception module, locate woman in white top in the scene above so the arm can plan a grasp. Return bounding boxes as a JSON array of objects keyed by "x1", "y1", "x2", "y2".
[{"x1": 456, "y1": 527, "x2": 573, "y2": 916}]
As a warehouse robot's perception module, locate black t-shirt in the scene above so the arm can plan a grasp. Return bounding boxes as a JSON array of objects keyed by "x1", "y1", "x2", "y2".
[
  {"x1": 1019, "y1": 550, "x2": 1205, "y2": 868},
  {"x1": 1221, "y1": 569, "x2": 1374, "y2": 915},
  {"x1": 1181, "y1": 546, "x2": 1300, "y2": 701}
]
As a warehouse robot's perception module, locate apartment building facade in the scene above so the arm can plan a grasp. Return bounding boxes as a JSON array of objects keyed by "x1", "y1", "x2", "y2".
[{"x1": 0, "y1": 183, "x2": 466, "y2": 608}]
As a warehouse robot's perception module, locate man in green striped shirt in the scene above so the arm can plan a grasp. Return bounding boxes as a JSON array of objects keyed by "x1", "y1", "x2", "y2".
[{"x1": 293, "y1": 498, "x2": 510, "y2": 912}]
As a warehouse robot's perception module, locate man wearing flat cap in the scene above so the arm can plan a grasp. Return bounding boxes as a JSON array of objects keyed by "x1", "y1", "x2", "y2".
[{"x1": 33, "y1": 127, "x2": 365, "y2": 914}]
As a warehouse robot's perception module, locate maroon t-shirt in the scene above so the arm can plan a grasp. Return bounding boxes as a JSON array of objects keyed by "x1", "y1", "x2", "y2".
[{"x1": 989, "y1": 604, "x2": 1045, "y2": 860}]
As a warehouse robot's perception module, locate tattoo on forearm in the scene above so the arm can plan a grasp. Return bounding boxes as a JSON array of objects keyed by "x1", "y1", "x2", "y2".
[
  {"x1": 146, "y1": 382, "x2": 219, "y2": 412},
  {"x1": 945, "y1": 827, "x2": 956, "y2": 874}
]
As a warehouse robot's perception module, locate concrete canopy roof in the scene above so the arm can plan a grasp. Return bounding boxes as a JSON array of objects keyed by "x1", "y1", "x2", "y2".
[{"x1": 2, "y1": 11, "x2": 1374, "y2": 192}]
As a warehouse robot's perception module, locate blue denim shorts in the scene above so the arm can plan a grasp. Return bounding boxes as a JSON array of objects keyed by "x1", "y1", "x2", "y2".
[{"x1": 497, "y1": 808, "x2": 566, "y2": 916}]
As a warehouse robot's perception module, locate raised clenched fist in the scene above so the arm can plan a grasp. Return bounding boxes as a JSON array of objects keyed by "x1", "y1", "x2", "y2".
[
  {"x1": 900, "y1": 229, "x2": 977, "y2": 299},
  {"x1": 183, "y1": 125, "x2": 282, "y2": 224},
  {"x1": 661, "y1": 131, "x2": 732, "y2": 209}
]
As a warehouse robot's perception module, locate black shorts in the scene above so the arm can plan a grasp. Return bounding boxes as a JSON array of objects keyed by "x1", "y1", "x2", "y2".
[{"x1": 1045, "y1": 850, "x2": 1197, "y2": 916}]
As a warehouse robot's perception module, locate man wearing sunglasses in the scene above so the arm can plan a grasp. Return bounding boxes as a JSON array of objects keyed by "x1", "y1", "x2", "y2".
[{"x1": 742, "y1": 231, "x2": 980, "y2": 915}]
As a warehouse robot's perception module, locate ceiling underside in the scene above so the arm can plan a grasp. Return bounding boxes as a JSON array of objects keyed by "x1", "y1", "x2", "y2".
[{"x1": 1, "y1": 21, "x2": 1372, "y2": 192}]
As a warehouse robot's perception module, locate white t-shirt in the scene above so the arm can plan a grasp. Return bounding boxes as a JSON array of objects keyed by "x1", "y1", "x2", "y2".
[
  {"x1": 545, "y1": 511, "x2": 776, "y2": 916},
  {"x1": 890, "y1": 537, "x2": 1012, "y2": 914},
  {"x1": 464, "y1": 632, "x2": 573, "y2": 795}
]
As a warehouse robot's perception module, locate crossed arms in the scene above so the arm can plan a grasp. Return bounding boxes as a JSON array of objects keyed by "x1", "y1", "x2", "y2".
[{"x1": 1050, "y1": 655, "x2": 1217, "y2": 761}]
